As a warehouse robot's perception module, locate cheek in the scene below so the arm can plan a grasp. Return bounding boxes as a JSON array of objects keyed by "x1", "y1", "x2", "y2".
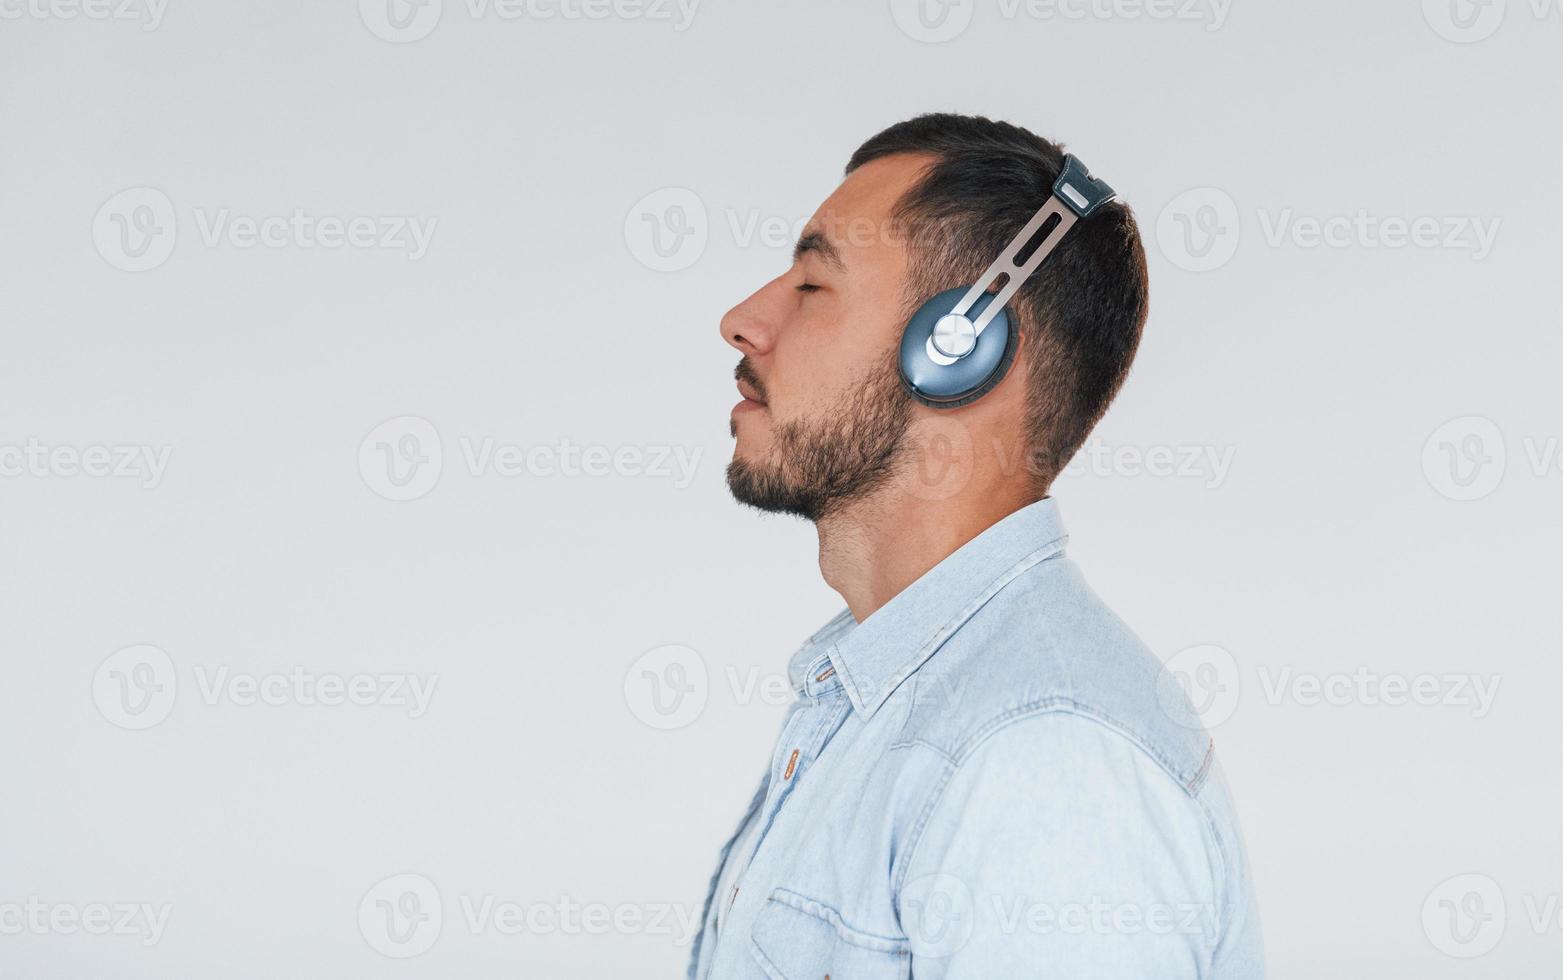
[
  {"x1": 836, "y1": 284, "x2": 909, "y2": 364},
  {"x1": 769, "y1": 346, "x2": 853, "y2": 422},
  {"x1": 781, "y1": 299, "x2": 901, "y2": 395}
]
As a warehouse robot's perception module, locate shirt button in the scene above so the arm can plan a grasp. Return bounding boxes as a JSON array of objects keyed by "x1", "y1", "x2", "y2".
[{"x1": 783, "y1": 749, "x2": 799, "y2": 780}]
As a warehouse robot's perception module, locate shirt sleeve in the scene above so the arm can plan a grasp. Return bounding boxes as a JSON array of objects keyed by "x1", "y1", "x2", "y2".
[{"x1": 897, "y1": 712, "x2": 1226, "y2": 979}]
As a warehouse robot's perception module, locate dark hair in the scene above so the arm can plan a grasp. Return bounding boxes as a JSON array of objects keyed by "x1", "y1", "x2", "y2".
[{"x1": 846, "y1": 113, "x2": 1149, "y2": 489}]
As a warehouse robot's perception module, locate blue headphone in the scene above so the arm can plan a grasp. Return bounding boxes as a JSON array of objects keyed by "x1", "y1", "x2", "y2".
[{"x1": 899, "y1": 154, "x2": 1118, "y2": 408}]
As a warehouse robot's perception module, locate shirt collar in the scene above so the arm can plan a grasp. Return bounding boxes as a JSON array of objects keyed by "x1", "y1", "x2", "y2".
[{"x1": 787, "y1": 497, "x2": 1069, "y2": 719}]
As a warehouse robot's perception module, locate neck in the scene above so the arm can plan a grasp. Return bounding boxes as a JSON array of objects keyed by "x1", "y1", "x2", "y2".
[{"x1": 816, "y1": 478, "x2": 1039, "y2": 622}]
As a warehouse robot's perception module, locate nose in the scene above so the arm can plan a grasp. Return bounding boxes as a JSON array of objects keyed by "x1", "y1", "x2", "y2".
[{"x1": 720, "y1": 274, "x2": 786, "y2": 356}]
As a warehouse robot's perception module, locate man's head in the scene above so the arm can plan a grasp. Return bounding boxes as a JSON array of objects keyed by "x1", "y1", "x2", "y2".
[{"x1": 722, "y1": 113, "x2": 1149, "y2": 521}]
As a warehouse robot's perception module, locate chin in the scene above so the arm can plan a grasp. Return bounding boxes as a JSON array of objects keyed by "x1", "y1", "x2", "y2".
[{"x1": 728, "y1": 440, "x2": 767, "y2": 468}]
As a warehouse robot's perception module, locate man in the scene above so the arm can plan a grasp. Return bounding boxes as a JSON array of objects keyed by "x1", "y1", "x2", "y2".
[{"x1": 690, "y1": 114, "x2": 1263, "y2": 978}]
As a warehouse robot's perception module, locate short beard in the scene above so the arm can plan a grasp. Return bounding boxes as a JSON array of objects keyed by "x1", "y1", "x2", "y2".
[{"x1": 726, "y1": 354, "x2": 913, "y2": 522}]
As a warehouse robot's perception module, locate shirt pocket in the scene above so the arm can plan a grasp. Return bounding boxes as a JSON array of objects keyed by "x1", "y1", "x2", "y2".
[{"x1": 749, "y1": 887, "x2": 910, "y2": 980}]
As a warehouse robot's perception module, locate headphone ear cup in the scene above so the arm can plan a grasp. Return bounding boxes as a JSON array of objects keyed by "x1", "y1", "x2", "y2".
[{"x1": 898, "y1": 286, "x2": 1018, "y2": 409}]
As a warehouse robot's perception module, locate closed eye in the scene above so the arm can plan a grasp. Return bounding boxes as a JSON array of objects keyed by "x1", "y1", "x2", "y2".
[{"x1": 795, "y1": 283, "x2": 822, "y2": 294}]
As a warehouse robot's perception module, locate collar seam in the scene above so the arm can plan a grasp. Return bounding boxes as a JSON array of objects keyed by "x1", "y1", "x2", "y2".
[
  {"x1": 848, "y1": 533, "x2": 1068, "y2": 719},
  {"x1": 828, "y1": 644, "x2": 867, "y2": 712}
]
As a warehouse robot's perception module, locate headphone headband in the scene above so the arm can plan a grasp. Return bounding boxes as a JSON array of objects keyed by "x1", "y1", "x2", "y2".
[{"x1": 954, "y1": 154, "x2": 1117, "y2": 339}]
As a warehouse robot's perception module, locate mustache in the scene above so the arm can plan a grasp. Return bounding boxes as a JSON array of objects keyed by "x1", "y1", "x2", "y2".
[{"x1": 734, "y1": 358, "x2": 769, "y2": 403}]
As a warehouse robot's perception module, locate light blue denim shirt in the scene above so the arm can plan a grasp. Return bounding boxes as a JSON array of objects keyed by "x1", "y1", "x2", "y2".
[{"x1": 689, "y1": 498, "x2": 1263, "y2": 979}]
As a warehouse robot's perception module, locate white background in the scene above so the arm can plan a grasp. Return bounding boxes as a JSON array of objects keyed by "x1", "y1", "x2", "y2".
[{"x1": 2, "y1": 0, "x2": 1560, "y2": 976}]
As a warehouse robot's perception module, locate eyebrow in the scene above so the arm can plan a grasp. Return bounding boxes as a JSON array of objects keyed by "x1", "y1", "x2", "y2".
[{"x1": 792, "y1": 229, "x2": 846, "y2": 273}]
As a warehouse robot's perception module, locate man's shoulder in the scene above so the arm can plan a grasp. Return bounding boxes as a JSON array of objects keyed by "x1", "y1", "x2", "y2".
[{"x1": 893, "y1": 554, "x2": 1214, "y2": 794}]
